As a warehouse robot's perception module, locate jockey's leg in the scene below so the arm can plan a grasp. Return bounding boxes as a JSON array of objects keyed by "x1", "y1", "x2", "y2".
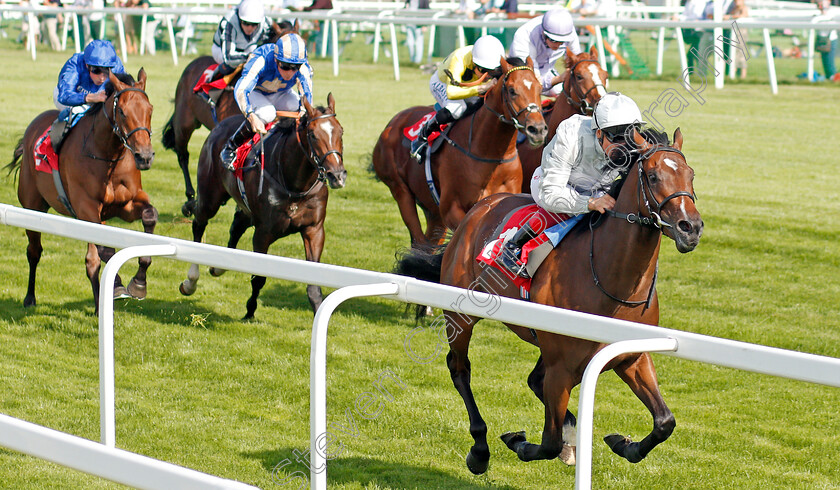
[
  {"x1": 49, "y1": 105, "x2": 88, "y2": 154},
  {"x1": 269, "y1": 89, "x2": 303, "y2": 133},
  {"x1": 498, "y1": 221, "x2": 540, "y2": 279},
  {"x1": 220, "y1": 120, "x2": 255, "y2": 171}
]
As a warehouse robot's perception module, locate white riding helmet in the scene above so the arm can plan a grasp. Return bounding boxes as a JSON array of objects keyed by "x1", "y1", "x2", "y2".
[
  {"x1": 592, "y1": 92, "x2": 645, "y2": 132},
  {"x1": 238, "y1": 0, "x2": 265, "y2": 24},
  {"x1": 472, "y1": 35, "x2": 506, "y2": 71},
  {"x1": 542, "y1": 8, "x2": 576, "y2": 42}
]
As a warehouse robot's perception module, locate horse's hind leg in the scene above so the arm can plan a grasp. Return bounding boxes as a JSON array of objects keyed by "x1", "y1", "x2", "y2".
[
  {"x1": 126, "y1": 204, "x2": 159, "y2": 300},
  {"x1": 23, "y1": 230, "x2": 43, "y2": 308},
  {"x1": 209, "y1": 209, "x2": 251, "y2": 277},
  {"x1": 97, "y1": 245, "x2": 130, "y2": 299},
  {"x1": 444, "y1": 314, "x2": 491, "y2": 474},
  {"x1": 603, "y1": 353, "x2": 675, "y2": 463},
  {"x1": 175, "y1": 121, "x2": 201, "y2": 216}
]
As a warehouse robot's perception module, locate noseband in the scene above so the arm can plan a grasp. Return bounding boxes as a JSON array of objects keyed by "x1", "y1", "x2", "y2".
[
  {"x1": 483, "y1": 65, "x2": 540, "y2": 131},
  {"x1": 562, "y1": 59, "x2": 606, "y2": 115}
]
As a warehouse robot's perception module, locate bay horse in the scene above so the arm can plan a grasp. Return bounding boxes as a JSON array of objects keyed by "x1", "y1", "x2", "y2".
[
  {"x1": 178, "y1": 94, "x2": 346, "y2": 317},
  {"x1": 161, "y1": 22, "x2": 292, "y2": 216},
  {"x1": 518, "y1": 46, "x2": 608, "y2": 193},
  {"x1": 395, "y1": 128, "x2": 703, "y2": 474},
  {"x1": 5, "y1": 70, "x2": 157, "y2": 314},
  {"x1": 371, "y1": 56, "x2": 547, "y2": 247}
]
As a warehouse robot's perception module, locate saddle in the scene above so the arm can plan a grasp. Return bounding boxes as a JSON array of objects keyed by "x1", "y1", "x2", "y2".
[
  {"x1": 403, "y1": 111, "x2": 449, "y2": 161},
  {"x1": 476, "y1": 204, "x2": 584, "y2": 297},
  {"x1": 193, "y1": 63, "x2": 244, "y2": 105}
]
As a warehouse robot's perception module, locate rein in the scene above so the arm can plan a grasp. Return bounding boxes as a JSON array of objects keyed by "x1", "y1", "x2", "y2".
[
  {"x1": 589, "y1": 144, "x2": 696, "y2": 308},
  {"x1": 84, "y1": 87, "x2": 152, "y2": 163},
  {"x1": 561, "y1": 59, "x2": 606, "y2": 115}
]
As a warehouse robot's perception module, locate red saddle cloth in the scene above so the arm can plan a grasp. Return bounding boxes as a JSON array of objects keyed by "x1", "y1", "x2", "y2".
[
  {"x1": 193, "y1": 64, "x2": 229, "y2": 94},
  {"x1": 476, "y1": 204, "x2": 571, "y2": 292},
  {"x1": 403, "y1": 111, "x2": 447, "y2": 145},
  {"x1": 33, "y1": 126, "x2": 59, "y2": 174},
  {"x1": 231, "y1": 121, "x2": 276, "y2": 179}
]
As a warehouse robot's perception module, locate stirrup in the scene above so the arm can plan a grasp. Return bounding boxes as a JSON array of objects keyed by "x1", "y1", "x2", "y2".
[
  {"x1": 410, "y1": 139, "x2": 427, "y2": 161},
  {"x1": 498, "y1": 246, "x2": 530, "y2": 279},
  {"x1": 220, "y1": 147, "x2": 237, "y2": 171}
]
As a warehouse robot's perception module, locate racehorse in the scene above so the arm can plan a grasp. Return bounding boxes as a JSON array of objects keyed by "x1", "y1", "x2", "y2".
[
  {"x1": 178, "y1": 94, "x2": 346, "y2": 317},
  {"x1": 371, "y1": 56, "x2": 547, "y2": 247},
  {"x1": 161, "y1": 22, "x2": 291, "y2": 216},
  {"x1": 5, "y1": 70, "x2": 157, "y2": 314},
  {"x1": 395, "y1": 128, "x2": 702, "y2": 473},
  {"x1": 518, "y1": 46, "x2": 608, "y2": 193}
]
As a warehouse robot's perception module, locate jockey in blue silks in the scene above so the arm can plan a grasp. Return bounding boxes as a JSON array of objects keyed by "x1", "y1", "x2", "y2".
[
  {"x1": 50, "y1": 39, "x2": 126, "y2": 152},
  {"x1": 221, "y1": 32, "x2": 313, "y2": 170}
]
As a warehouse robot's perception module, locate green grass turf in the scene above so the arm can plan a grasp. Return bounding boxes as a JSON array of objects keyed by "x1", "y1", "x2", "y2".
[{"x1": 0, "y1": 25, "x2": 839, "y2": 489}]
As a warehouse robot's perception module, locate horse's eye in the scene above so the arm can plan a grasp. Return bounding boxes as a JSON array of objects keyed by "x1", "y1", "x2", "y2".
[
  {"x1": 508, "y1": 87, "x2": 517, "y2": 97},
  {"x1": 648, "y1": 172, "x2": 658, "y2": 183}
]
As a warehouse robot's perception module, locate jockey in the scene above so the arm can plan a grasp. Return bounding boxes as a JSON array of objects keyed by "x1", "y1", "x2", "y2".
[
  {"x1": 409, "y1": 35, "x2": 506, "y2": 160},
  {"x1": 51, "y1": 39, "x2": 126, "y2": 152},
  {"x1": 499, "y1": 92, "x2": 644, "y2": 277},
  {"x1": 508, "y1": 8, "x2": 582, "y2": 97},
  {"x1": 222, "y1": 32, "x2": 313, "y2": 170},
  {"x1": 211, "y1": 0, "x2": 273, "y2": 78}
]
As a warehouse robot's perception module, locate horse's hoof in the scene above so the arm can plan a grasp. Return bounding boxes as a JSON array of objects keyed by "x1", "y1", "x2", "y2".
[
  {"x1": 127, "y1": 279, "x2": 147, "y2": 300},
  {"x1": 113, "y1": 286, "x2": 132, "y2": 300},
  {"x1": 209, "y1": 267, "x2": 226, "y2": 277},
  {"x1": 500, "y1": 431, "x2": 527, "y2": 451},
  {"x1": 179, "y1": 281, "x2": 195, "y2": 296},
  {"x1": 559, "y1": 443, "x2": 576, "y2": 466},
  {"x1": 604, "y1": 433, "x2": 643, "y2": 463},
  {"x1": 181, "y1": 199, "x2": 196, "y2": 217},
  {"x1": 23, "y1": 295, "x2": 36, "y2": 308},
  {"x1": 465, "y1": 450, "x2": 489, "y2": 475}
]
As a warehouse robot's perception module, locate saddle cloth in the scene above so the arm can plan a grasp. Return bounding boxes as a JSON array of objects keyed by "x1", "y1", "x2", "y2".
[
  {"x1": 193, "y1": 64, "x2": 229, "y2": 94},
  {"x1": 231, "y1": 121, "x2": 277, "y2": 179},
  {"x1": 403, "y1": 111, "x2": 448, "y2": 147},
  {"x1": 34, "y1": 127, "x2": 59, "y2": 174},
  {"x1": 476, "y1": 204, "x2": 584, "y2": 294}
]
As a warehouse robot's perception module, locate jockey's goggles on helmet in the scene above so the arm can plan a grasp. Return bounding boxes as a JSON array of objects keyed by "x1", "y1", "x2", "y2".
[
  {"x1": 602, "y1": 124, "x2": 638, "y2": 142},
  {"x1": 88, "y1": 65, "x2": 110, "y2": 75},
  {"x1": 279, "y1": 62, "x2": 302, "y2": 72},
  {"x1": 241, "y1": 20, "x2": 259, "y2": 27}
]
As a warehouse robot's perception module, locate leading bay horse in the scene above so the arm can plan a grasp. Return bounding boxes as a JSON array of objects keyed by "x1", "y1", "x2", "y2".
[
  {"x1": 518, "y1": 46, "x2": 609, "y2": 193},
  {"x1": 178, "y1": 94, "x2": 346, "y2": 317},
  {"x1": 371, "y1": 56, "x2": 547, "y2": 247},
  {"x1": 396, "y1": 128, "x2": 703, "y2": 473},
  {"x1": 161, "y1": 22, "x2": 292, "y2": 216},
  {"x1": 5, "y1": 70, "x2": 157, "y2": 314}
]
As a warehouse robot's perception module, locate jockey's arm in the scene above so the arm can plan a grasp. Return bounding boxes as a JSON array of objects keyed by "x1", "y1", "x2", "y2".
[
  {"x1": 219, "y1": 18, "x2": 248, "y2": 67},
  {"x1": 234, "y1": 54, "x2": 264, "y2": 117},
  {"x1": 442, "y1": 50, "x2": 483, "y2": 100},
  {"x1": 298, "y1": 63, "x2": 314, "y2": 104},
  {"x1": 538, "y1": 124, "x2": 589, "y2": 215},
  {"x1": 56, "y1": 58, "x2": 86, "y2": 107}
]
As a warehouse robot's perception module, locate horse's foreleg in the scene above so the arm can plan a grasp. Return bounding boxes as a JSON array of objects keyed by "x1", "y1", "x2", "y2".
[
  {"x1": 86, "y1": 242, "x2": 102, "y2": 315},
  {"x1": 439, "y1": 199, "x2": 467, "y2": 234},
  {"x1": 97, "y1": 245, "x2": 129, "y2": 299},
  {"x1": 243, "y1": 227, "x2": 274, "y2": 320},
  {"x1": 180, "y1": 207, "x2": 212, "y2": 296},
  {"x1": 300, "y1": 224, "x2": 325, "y2": 314},
  {"x1": 209, "y1": 209, "x2": 251, "y2": 277},
  {"x1": 390, "y1": 181, "x2": 430, "y2": 246},
  {"x1": 604, "y1": 353, "x2": 675, "y2": 463},
  {"x1": 23, "y1": 230, "x2": 43, "y2": 308},
  {"x1": 526, "y1": 356, "x2": 577, "y2": 464},
  {"x1": 126, "y1": 204, "x2": 158, "y2": 300},
  {"x1": 422, "y1": 211, "x2": 447, "y2": 246},
  {"x1": 444, "y1": 315, "x2": 490, "y2": 474},
  {"x1": 502, "y1": 362, "x2": 572, "y2": 464},
  {"x1": 175, "y1": 126, "x2": 198, "y2": 216}
]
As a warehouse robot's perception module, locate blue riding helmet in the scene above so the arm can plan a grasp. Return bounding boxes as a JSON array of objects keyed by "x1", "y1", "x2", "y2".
[
  {"x1": 274, "y1": 33, "x2": 307, "y2": 65},
  {"x1": 83, "y1": 40, "x2": 119, "y2": 68}
]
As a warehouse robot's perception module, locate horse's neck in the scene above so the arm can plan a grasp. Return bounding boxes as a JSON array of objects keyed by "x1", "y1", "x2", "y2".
[
  {"x1": 269, "y1": 128, "x2": 316, "y2": 192},
  {"x1": 548, "y1": 98, "x2": 578, "y2": 140},
  {"x1": 88, "y1": 106, "x2": 124, "y2": 161},
  {"x1": 464, "y1": 94, "x2": 518, "y2": 158}
]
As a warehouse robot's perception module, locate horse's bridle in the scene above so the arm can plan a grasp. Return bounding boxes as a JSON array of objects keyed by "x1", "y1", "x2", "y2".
[
  {"x1": 483, "y1": 65, "x2": 541, "y2": 131},
  {"x1": 590, "y1": 144, "x2": 697, "y2": 308},
  {"x1": 562, "y1": 59, "x2": 606, "y2": 115},
  {"x1": 104, "y1": 87, "x2": 153, "y2": 156},
  {"x1": 272, "y1": 111, "x2": 343, "y2": 198}
]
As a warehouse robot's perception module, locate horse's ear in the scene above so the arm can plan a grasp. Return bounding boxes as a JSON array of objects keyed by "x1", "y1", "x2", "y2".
[
  {"x1": 302, "y1": 96, "x2": 315, "y2": 115},
  {"x1": 632, "y1": 126, "x2": 651, "y2": 152},
  {"x1": 136, "y1": 68, "x2": 147, "y2": 90},
  {"x1": 293, "y1": 19, "x2": 301, "y2": 34},
  {"x1": 500, "y1": 56, "x2": 511, "y2": 72},
  {"x1": 589, "y1": 44, "x2": 599, "y2": 59},
  {"x1": 327, "y1": 92, "x2": 335, "y2": 113},
  {"x1": 109, "y1": 70, "x2": 125, "y2": 91},
  {"x1": 673, "y1": 127, "x2": 683, "y2": 151},
  {"x1": 524, "y1": 56, "x2": 534, "y2": 69},
  {"x1": 565, "y1": 49, "x2": 576, "y2": 68}
]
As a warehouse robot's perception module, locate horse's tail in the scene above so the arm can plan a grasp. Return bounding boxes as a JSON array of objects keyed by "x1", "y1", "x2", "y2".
[
  {"x1": 161, "y1": 114, "x2": 176, "y2": 151},
  {"x1": 393, "y1": 245, "x2": 447, "y2": 284},
  {"x1": 363, "y1": 152, "x2": 380, "y2": 181},
  {"x1": 5, "y1": 136, "x2": 24, "y2": 180}
]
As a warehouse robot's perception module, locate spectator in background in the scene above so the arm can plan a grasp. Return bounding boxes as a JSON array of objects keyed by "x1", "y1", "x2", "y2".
[
  {"x1": 723, "y1": 0, "x2": 749, "y2": 79},
  {"x1": 89, "y1": 0, "x2": 104, "y2": 40},
  {"x1": 509, "y1": 8, "x2": 582, "y2": 97},
  {"x1": 813, "y1": 0, "x2": 837, "y2": 80},
  {"x1": 42, "y1": 0, "x2": 62, "y2": 51},
  {"x1": 405, "y1": 0, "x2": 429, "y2": 65},
  {"x1": 18, "y1": 0, "x2": 42, "y2": 50},
  {"x1": 115, "y1": 0, "x2": 137, "y2": 54},
  {"x1": 300, "y1": 0, "x2": 332, "y2": 56},
  {"x1": 681, "y1": 0, "x2": 708, "y2": 76},
  {"x1": 128, "y1": 0, "x2": 156, "y2": 54}
]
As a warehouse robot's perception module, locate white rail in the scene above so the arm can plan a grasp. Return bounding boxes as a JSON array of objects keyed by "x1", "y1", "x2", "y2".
[{"x1": 2, "y1": 202, "x2": 840, "y2": 489}]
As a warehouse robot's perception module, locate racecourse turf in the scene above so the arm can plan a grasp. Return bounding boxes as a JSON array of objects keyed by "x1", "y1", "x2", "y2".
[{"x1": 0, "y1": 27, "x2": 839, "y2": 490}]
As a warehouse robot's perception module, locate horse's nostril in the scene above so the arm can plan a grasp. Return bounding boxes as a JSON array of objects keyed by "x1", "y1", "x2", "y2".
[{"x1": 678, "y1": 220, "x2": 692, "y2": 233}]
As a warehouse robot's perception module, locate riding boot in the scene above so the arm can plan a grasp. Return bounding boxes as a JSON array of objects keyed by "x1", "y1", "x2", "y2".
[
  {"x1": 220, "y1": 120, "x2": 255, "y2": 171},
  {"x1": 48, "y1": 117, "x2": 71, "y2": 154},
  {"x1": 497, "y1": 223, "x2": 539, "y2": 278},
  {"x1": 410, "y1": 113, "x2": 443, "y2": 161}
]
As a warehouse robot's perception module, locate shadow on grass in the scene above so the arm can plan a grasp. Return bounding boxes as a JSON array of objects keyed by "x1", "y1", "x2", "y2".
[{"x1": 243, "y1": 448, "x2": 515, "y2": 489}]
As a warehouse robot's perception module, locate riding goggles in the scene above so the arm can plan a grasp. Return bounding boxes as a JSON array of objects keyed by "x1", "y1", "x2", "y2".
[
  {"x1": 88, "y1": 66, "x2": 111, "y2": 75},
  {"x1": 279, "y1": 62, "x2": 302, "y2": 72}
]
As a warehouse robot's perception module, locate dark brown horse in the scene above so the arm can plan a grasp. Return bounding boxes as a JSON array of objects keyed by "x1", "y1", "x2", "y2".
[
  {"x1": 518, "y1": 46, "x2": 609, "y2": 193},
  {"x1": 161, "y1": 22, "x2": 292, "y2": 216},
  {"x1": 371, "y1": 57, "x2": 547, "y2": 246},
  {"x1": 396, "y1": 128, "x2": 703, "y2": 474},
  {"x1": 5, "y1": 70, "x2": 157, "y2": 314},
  {"x1": 178, "y1": 94, "x2": 346, "y2": 317}
]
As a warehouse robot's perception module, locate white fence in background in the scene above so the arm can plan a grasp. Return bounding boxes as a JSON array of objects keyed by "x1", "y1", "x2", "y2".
[
  {"x1": 1, "y1": 3, "x2": 838, "y2": 93},
  {"x1": 1, "y1": 202, "x2": 840, "y2": 489}
]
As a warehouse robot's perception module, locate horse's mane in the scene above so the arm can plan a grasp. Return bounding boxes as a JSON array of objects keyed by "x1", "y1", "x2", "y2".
[
  {"x1": 87, "y1": 73, "x2": 138, "y2": 114},
  {"x1": 489, "y1": 57, "x2": 528, "y2": 78},
  {"x1": 638, "y1": 127, "x2": 670, "y2": 147}
]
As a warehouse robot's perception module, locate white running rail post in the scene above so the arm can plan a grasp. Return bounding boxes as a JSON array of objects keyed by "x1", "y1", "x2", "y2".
[
  {"x1": 575, "y1": 337, "x2": 679, "y2": 490},
  {"x1": 310, "y1": 282, "x2": 400, "y2": 490},
  {"x1": 99, "y1": 244, "x2": 177, "y2": 447}
]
